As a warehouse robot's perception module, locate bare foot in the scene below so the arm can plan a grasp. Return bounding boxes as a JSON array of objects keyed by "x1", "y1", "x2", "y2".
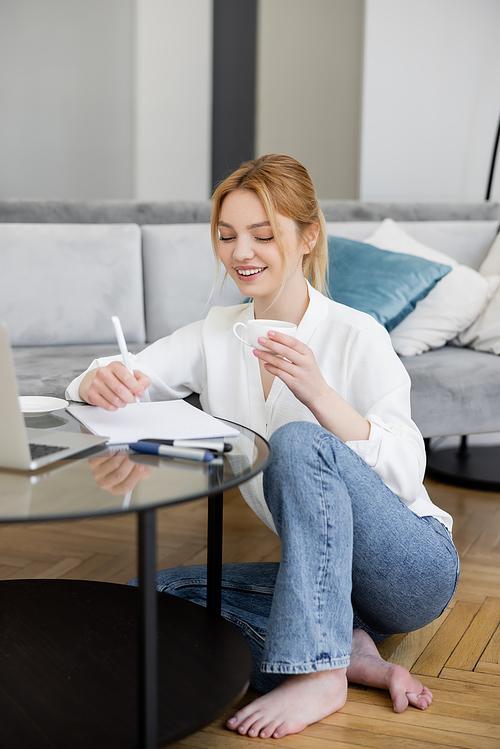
[
  {"x1": 226, "y1": 667, "x2": 347, "y2": 739},
  {"x1": 347, "y1": 628, "x2": 433, "y2": 713}
]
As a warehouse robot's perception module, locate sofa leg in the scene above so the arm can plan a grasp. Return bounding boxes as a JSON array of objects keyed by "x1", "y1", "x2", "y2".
[{"x1": 426, "y1": 435, "x2": 500, "y2": 491}]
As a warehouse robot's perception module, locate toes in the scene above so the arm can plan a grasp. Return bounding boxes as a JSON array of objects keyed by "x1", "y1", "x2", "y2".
[
  {"x1": 236, "y1": 716, "x2": 261, "y2": 736},
  {"x1": 407, "y1": 693, "x2": 428, "y2": 710},
  {"x1": 271, "y1": 722, "x2": 287, "y2": 738},
  {"x1": 259, "y1": 719, "x2": 282, "y2": 739},
  {"x1": 421, "y1": 686, "x2": 434, "y2": 701},
  {"x1": 226, "y1": 706, "x2": 255, "y2": 733},
  {"x1": 226, "y1": 716, "x2": 238, "y2": 730},
  {"x1": 229, "y1": 710, "x2": 270, "y2": 737},
  {"x1": 226, "y1": 715, "x2": 243, "y2": 732},
  {"x1": 392, "y1": 692, "x2": 409, "y2": 713},
  {"x1": 419, "y1": 686, "x2": 433, "y2": 708},
  {"x1": 246, "y1": 715, "x2": 270, "y2": 737},
  {"x1": 405, "y1": 686, "x2": 433, "y2": 711}
]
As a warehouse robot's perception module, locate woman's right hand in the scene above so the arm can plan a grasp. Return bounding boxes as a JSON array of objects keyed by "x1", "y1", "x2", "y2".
[{"x1": 78, "y1": 362, "x2": 151, "y2": 410}]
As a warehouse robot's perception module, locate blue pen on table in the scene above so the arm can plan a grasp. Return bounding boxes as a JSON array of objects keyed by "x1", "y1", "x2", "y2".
[
  {"x1": 111, "y1": 315, "x2": 140, "y2": 404},
  {"x1": 129, "y1": 441, "x2": 214, "y2": 462}
]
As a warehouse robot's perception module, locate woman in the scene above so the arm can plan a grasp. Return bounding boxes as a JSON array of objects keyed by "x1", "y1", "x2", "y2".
[{"x1": 67, "y1": 154, "x2": 459, "y2": 740}]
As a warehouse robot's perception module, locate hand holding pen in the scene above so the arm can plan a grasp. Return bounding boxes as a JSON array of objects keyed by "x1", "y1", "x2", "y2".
[
  {"x1": 77, "y1": 321, "x2": 150, "y2": 410},
  {"x1": 111, "y1": 316, "x2": 142, "y2": 404}
]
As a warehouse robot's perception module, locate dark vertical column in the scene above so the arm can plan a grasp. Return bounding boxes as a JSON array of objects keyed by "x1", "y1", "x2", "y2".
[{"x1": 211, "y1": 0, "x2": 258, "y2": 191}]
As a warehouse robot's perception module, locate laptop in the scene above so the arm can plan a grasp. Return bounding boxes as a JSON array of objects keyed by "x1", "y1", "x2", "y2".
[{"x1": 0, "y1": 322, "x2": 108, "y2": 471}]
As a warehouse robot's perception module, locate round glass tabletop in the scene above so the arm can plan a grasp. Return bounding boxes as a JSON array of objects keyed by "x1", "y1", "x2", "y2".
[{"x1": 0, "y1": 411, "x2": 271, "y2": 523}]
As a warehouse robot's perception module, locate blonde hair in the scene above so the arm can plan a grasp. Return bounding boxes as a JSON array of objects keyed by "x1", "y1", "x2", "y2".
[{"x1": 211, "y1": 154, "x2": 328, "y2": 294}]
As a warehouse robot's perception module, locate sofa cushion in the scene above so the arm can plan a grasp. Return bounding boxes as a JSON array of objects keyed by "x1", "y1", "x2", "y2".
[
  {"x1": 13, "y1": 342, "x2": 148, "y2": 400},
  {"x1": 142, "y1": 224, "x2": 244, "y2": 341},
  {"x1": 365, "y1": 219, "x2": 499, "y2": 356},
  {"x1": 402, "y1": 346, "x2": 500, "y2": 438},
  {"x1": 0, "y1": 224, "x2": 145, "y2": 346},
  {"x1": 327, "y1": 236, "x2": 452, "y2": 331}
]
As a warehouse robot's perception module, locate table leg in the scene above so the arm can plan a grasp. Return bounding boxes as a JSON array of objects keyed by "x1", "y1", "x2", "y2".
[
  {"x1": 138, "y1": 508, "x2": 158, "y2": 749},
  {"x1": 207, "y1": 491, "x2": 223, "y2": 616}
]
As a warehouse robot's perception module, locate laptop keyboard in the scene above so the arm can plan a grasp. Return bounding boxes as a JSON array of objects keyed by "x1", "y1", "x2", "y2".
[{"x1": 29, "y1": 443, "x2": 67, "y2": 459}]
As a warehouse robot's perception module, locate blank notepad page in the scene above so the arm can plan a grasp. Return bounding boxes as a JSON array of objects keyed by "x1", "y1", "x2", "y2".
[{"x1": 68, "y1": 400, "x2": 240, "y2": 444}]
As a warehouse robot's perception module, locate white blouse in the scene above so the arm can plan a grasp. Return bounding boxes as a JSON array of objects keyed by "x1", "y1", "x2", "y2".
[{"x1": 66, "y1": 283, "x2": 453, "y2": 533}]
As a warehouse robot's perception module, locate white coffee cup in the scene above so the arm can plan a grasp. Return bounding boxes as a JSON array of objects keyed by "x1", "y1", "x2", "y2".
[{"x1": 233, "y1": 319, "x2": 297, "y2": 352}]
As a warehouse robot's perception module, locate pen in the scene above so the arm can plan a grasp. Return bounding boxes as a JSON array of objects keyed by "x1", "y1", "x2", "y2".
[
  {"x1": 129, "y1": 441, "x2": 214, "y2": 462},
  {"x1": 111, "y1": 315, "x2": 140, "y2": 404},
  {"x1": 143, "y1": 439, "x2": 233, "y2": 453}
]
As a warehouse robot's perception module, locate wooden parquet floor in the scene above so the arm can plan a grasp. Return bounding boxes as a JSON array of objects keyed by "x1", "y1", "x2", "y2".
[{"x1": 0, "y1": 477, "x2": 498, "y2": 748}]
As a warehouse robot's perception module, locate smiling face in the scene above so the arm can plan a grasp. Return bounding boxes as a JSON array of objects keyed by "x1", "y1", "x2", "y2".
[{"x1": 217, "y1": 189, "x2": 310, "y2": 310}]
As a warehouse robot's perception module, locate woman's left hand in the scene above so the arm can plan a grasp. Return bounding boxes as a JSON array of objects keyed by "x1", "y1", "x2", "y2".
[
  {"x1": 253, "y1": 331, "x2": 330, "y2": 412},
  {"x1": 255, "y1": 330, "x2": 371, "y2": 442},
  {"x1": 254, "y1": 330, "x2": 371, "y2": 442}
]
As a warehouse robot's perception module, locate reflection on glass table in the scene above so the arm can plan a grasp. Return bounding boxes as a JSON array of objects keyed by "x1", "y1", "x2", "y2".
[{"x1": 0, "y1": 411, "x2": 267, "y2": 521}]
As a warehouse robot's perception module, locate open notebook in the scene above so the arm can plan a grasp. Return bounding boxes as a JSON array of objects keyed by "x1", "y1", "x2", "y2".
[{"x1": 67, "y1": 400, "x2": 240, "y2": 445}]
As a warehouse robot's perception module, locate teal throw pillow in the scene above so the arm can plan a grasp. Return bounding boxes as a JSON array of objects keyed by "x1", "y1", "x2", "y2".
[{"x1": 327, "y1": 236, "x2": 452, "y2": 332}]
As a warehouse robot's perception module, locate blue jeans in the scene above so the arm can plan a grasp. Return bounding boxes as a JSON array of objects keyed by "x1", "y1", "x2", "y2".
[{"x1": 130, "y1": 422, "x2": 460, "y2": 694}]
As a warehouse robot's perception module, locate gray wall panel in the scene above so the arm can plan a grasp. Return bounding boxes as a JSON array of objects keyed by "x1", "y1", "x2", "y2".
[
  {"x1": 0, "y1": 0, "x2": 134, "y2": 199},
  {"x1": 256, "y1": 0, "x2": 364, "y2": 199}
]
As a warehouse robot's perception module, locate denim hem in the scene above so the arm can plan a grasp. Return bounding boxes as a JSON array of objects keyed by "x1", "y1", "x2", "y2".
[{"x1": 260, "y1": 656, "x2": 350, "y2": 674}]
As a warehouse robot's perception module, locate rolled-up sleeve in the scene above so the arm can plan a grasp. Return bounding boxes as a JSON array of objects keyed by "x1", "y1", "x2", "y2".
[{"x1": 65, "y1": 320, "x2": 206, "y2": 403}]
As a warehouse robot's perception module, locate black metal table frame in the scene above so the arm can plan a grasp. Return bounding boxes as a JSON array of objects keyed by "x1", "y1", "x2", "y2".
[
  {"x1": 136, "y1": 419, "x2": 271, "y2": 749},
  {"x1": 137, "y1": 490, "x2": 224, "y2": 749}
]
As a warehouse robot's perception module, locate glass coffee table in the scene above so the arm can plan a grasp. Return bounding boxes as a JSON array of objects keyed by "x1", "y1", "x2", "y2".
[{"x1": 0, "y1": 409, "x2": 270, "y2": 749}]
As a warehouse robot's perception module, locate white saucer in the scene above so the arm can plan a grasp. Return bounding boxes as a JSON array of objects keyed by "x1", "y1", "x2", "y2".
[{"x1": 19, "y1": 396, "x2": 69, "y2": 415}]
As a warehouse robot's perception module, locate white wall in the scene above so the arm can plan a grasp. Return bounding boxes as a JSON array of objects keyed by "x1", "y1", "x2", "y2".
[
  {"x1": 5, "y1": 1, "x2": 498, "y2": 204},
  {"x1": 256, "y1": 0, "x2": 365, "y2": 200},
  {"x1": 134, "y1": 0, "x2": 212, "y2": 200},
  {"x1": 0, "y1": 0, "x2": 134, "y2": 199},
  {"x1": 0, "y1": 0, "x2": 213, "y2": 201},
  {"x1": 361, "y1": 0, "x2": 500, "y2": 202}
]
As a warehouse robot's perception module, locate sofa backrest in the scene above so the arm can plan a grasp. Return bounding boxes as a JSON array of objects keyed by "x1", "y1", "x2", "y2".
[
  {"x1": 325, "y1": 221, "x2": 500, "y2": 269},
  {"x1": 0, "y1": 223, "x2": 145, "y2": 346},
  {"x1": 142, "y1": 224, "x2": 243, "y2": 341},
  {"x1": 2, "y1": 199, "x2": 499, "y2": 347},
  {"x1": 140, "y1": 219, "x2": 499, "y2": 340},
  {"x1": 1, "y1": 199, "x2": 499, "y2": 225}
]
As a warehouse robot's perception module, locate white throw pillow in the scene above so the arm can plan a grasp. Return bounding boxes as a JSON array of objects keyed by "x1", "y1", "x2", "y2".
[
  {"x1": 452, "y1": 232, "x2": 500, "y2": 354},
  {"x1": 454, "y1": 282, "x2": 500, "y2": 355},
  {"x1": 479, "y1": 231, "x2": 500, "y2": 276},
  {"x1": 365, "y1": 219, "x2": 499, "y2": 356}
]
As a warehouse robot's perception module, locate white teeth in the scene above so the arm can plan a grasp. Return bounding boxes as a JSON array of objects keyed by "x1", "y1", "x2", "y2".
[{"x1": 237, "y1": 268, "x2": 266, "y2": 276}]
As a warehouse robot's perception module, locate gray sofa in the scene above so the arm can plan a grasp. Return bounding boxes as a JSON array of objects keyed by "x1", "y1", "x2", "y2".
[{"x1": 2, "y1": 198, "x2": 500, "y2": 450}]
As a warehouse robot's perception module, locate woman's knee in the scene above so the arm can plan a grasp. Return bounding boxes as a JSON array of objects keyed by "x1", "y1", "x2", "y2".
[
  {"x1": 264, "y1": 422, "x2": 348, "y2": 526},
  {"x1": 268, "y1": 421, "x2": 342, "y2": 465},
  {"x1": 265, "y1": 423, "x2": 347, "y2": 495}
]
